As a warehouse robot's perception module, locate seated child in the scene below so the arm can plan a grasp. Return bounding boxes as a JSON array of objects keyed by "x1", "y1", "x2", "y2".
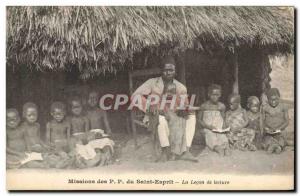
[
  {"x1": 262, "y1": 88, "x2": 289, "y2": 154},
  {"x1": 86, "y1": 90, "x2": 112, "y2": 134},
  {"x1": 46, "y1": 102, "x2": 71, "y2": 152},
  {"x1": 198, "y1": 84, "x2": 230, "y2": 156},
  {"x1": 85, "y1": 92, "x2": 115, "y2": 164},
  {"x1": 225, "y1": 94, "x2": 256, "y2": 151},
  {"x1": 6, "y1": 108, "x2": 47, "y2": 169},
  {"x1": 7, "y1": 108, "x2": 27, "y2": 168},
  {"x1": 43, "y1": 101, "x2": 75, "y2": 168},
  {"x1": 7, "y1": 109, "x2": 26, "y2": 153},
  {"x1": 21, "y1": 102, "x2": 49, "y2": 153},
  {"x1": 246, "y1": 96, "x2": 263, "y2": 149},
  {"x1": 68, "y1": 96, "x2": 90, "y2": 145},
  {"x1": 69, "y1": 96, "x2": 115, "y2": 168}
]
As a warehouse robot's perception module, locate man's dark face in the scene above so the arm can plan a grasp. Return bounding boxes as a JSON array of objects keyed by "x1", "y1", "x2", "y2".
[{"x1": 161, "y1": 64, "x2": 175, "y2": 81}]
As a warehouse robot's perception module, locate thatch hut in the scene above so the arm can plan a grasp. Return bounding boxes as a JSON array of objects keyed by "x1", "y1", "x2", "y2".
[{"x1": 6, "y1": 6, "x2": 294, "y2": 137}]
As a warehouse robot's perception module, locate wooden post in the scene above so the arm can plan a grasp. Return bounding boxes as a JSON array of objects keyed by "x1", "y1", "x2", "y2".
[
  {"x1": 232, "y1": 52, "x2": 239, "y2": 94},
  {"x1": 128, "y1": 71, "x2": 138, "y2": 149},
  {"x1": 177, "y1": 52, "x2": 186, "y2": 85},
  {"x1": 221, "y1": 59, "x2": 230, "y2": 103}
]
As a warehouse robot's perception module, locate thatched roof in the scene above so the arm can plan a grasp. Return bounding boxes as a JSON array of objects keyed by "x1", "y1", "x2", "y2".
[{"x1": 7, "y1": 6, "x2": 294, "y2": 78}]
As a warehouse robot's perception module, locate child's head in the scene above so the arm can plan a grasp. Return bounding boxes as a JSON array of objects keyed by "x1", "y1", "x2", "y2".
[
  {"x1": 247, "y1": 96, "x2": 260, "y2": 113},
  {"x1": 266, "y1": 88, "x2": 280, "y2": 108},
  {"x1": 51, "y1": 102, "x2": 66, "y2": 122},
  {"x1": 228, "y1": 94, "x2": 241, "y2": 111},
  {"x1": 23, "y1": 102, "x2": 38, "y2": 123},
  {"x1": 70, "y1": 96, "x2": 83, "y2": 116},
  {"x1": 208, "y1": 84, "x2": 221, "y2": 103},
  {"x1": 87, "y1": 90, "x2": 99, "y2": 108},
  {"x1": 7, "y1": 108, "x2": 21, "y2": 129}
]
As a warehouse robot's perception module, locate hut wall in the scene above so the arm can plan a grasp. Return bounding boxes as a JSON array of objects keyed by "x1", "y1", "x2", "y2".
[
  {"x1": 184, "y1": 49, "x2": 234, "y2": 107},
  {"x1": 237, "y1": 47, "x2": 268, "y2": 107}
]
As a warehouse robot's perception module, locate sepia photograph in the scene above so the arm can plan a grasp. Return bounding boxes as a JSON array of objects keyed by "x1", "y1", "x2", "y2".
[{"x1": 5, "y1": 6, "x2": 295, "y2": 191}]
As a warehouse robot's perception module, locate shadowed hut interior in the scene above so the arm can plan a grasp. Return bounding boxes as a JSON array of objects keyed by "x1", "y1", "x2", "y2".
[{"x1": 6, "y1": 6, "x2": 294, "y2": 140}]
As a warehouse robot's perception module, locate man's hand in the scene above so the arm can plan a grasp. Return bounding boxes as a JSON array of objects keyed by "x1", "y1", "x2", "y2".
[
  {"x1": 264, "y1": 126, "x2": 275, "y2": 134},
  {"x1": 177, "y1": 109, "x2": 189, "y2": 118},
  {"x1": 148, "y1": 105, "x2": 159, "y2": 115}
]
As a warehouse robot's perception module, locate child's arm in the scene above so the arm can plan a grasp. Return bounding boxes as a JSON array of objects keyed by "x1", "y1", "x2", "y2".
[
  {"x1": 220, "y1": 104, "x2": 227, "y2": 128},
  {"x1": 277, "y1": 108, "x2": 289, "y2": 131},
  {"x1": 242, "y1": 109, "x2": 249, "y2": 128},
  {"x1": 66, "y1": 122, "x2": 71, "y2": 141},
  {"x1": 6, "y1": 134, "x2": 25, "y2": 157},
  {"x1": 261, "y1": 106, "x2": 275, "y2": 133},
  {"x1": 45, "y1": 122, "x2": 51, "y2": 144},
  {"x1": 84, "y1": 117, "x2": 90, "y2": 133},
  {"x1": 24, "y1": 139, "x2": 31, "y2": 152},
  {"x1": 102, "y1": 111, "x2": 112, "y2": 134},
  {"x1": 36, "y1": 124, "x2": 47, "y2": 147},
  {"x1": 224, "y1": 111, "x2": 230, "y2": 129},
  {"x1": 198, "y1": 110, "x2": 215, "y2": 130},
  {"x1": 259, "y1": 106, "x2": 264, "y2": 136},
  {"x1": 23, "y1": 128, "x2": 32, "y2": 152}
]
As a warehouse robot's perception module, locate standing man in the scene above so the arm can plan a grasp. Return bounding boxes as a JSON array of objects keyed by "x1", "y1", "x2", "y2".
[{"x1": 132, "y1": 56, "x2": 197, "y2": 162}]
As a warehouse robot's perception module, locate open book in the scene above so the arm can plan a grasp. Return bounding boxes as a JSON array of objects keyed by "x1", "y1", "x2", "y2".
[
  {"x1": 90, "y1": 129, "x2": 110, "y2": 137},
  {"x1": 20, "y1": 152, "x2": 43, "y2": 165},
  {"x1": 268, "y1": 129, "x2": 281, "y2": 134},
  {"x1": 212, "y1": 127, "x2": 230, "y2": 133}
]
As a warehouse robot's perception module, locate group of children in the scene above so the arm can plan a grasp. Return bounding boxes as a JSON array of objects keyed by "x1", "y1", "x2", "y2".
[
  {"x1": 7, "y1": 91, "x2": 114, "y2": 169},
  {"x1": 7, "y1": 85, "x2": 291, "y2": 169},
  {"x1": 198, "y1": 84, "x2": 290, "y2": 156}
]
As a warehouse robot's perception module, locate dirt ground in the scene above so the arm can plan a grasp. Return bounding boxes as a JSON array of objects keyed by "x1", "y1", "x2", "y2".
[
  {"x1": 104, "y1": 133, "x2": 293, "y2": 175},
  {"x1": 9, "y1": 128, "x2": 294, "y2": 175}
]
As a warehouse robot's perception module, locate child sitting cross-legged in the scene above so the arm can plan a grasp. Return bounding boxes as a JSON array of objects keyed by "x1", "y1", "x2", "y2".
[
  {"x1": 225, "y1": 94, "x2": 256, "y2": 151},
  {"x1": 86, "y1": 90, "x2": 112, "y2": 134},
  {"x1": 246, "y1": 96, "x2": 263, "y2": 149},
  {"x1": 46, "y1": 102, "x2": 71, "y2": 152},
  {"x1": 198, "y1": 84, "x2": 231, "y2": 156},
  {"x1": 68, "y1": 96, "x2": 90, "y2": 146},
  {"x1": 262, "y1": 88, "x2": 289, "y2": 154},
  {"x1": 21, "y1": 102, "x2": 50, "y2": 153},
  {"x1": 44, "y1": 101, "x2": 75, "y2": 169},
  {"x1": 68, "y1": 96, "x2": 114, "y2": 168},
  {"x1": 6, "y1": 108, "x2": 29, "y2": 169}
]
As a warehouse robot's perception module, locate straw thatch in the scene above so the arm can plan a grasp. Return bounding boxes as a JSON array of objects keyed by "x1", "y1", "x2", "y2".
[{"x1": 7, "y1": 6, "x2": 294, "y2": 78}]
